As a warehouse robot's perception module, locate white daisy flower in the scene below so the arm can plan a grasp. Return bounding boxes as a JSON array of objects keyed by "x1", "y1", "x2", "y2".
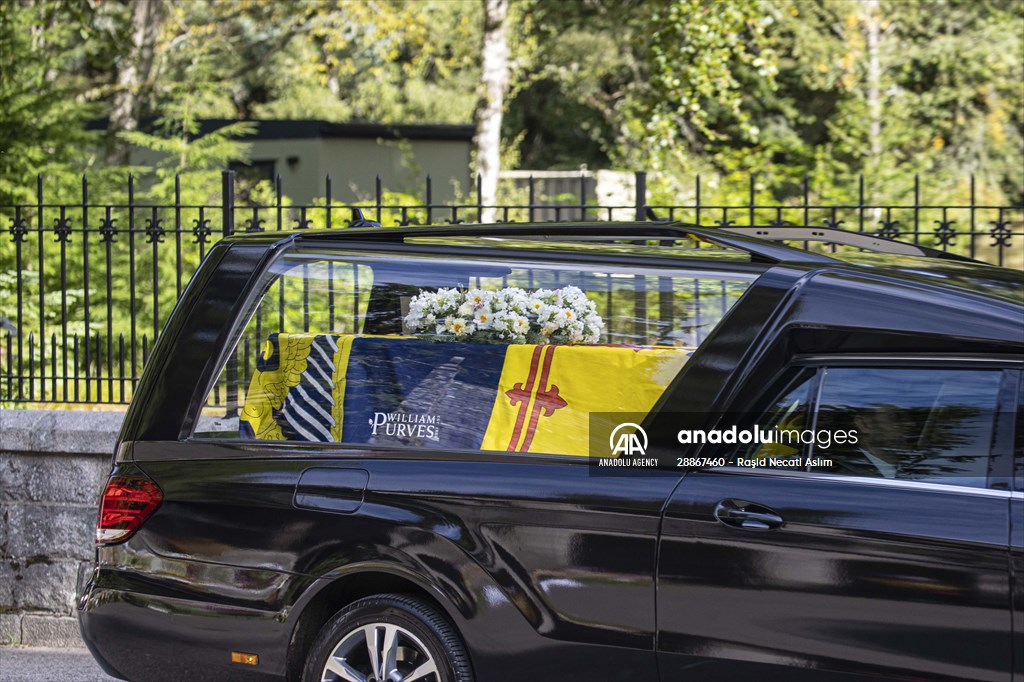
[
  {"x1": 465, "y1": 289, "x2": 490, "y2": 307},
  {"x1": 473, "y1": 310, "x2": 492, "y2": 329},
  {"x1": 443, "y1": 316, "x2": 461, "y2": 333},
  {"x1": 490, "y1": 311, "x2": 511, "y2": 332}
]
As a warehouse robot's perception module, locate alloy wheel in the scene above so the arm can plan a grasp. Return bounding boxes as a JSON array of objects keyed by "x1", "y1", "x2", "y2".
[{"x1": 321, "y1": 621, "x2": 440, "y2": 682}]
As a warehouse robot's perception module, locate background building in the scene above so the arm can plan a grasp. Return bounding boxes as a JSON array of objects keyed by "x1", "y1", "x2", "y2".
[{"x1": 128, "y1": 119, "x2": 475, "y2": 205}]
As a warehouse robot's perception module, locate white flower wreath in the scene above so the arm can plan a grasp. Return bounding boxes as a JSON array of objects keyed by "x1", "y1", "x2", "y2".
[{"x1": 404, "y1": 285, "x2": 605, "y2": 345}]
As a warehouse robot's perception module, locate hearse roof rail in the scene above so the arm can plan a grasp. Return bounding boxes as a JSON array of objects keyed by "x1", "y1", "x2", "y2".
[
  {"x1": 719, "y1": 226, "x2": 979, "y2": 263},
  {"x1": 283, "y1": 222, "x2": 979, "y2": 265}
]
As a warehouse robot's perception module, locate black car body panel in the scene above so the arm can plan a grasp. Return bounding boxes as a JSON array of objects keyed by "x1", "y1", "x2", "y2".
[
  {"x1": 659, "y1": 471, "x2": 1012, "y2": 681},
  {"x1": 79, "y1": 223, "x2": 1024, "y2": 681},
  {"x1": 121, "y1": 447, "x2": 683, "y2": 680}
]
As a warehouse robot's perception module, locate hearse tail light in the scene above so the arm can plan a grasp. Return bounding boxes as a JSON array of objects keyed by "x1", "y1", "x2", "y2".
[{"x1": 96, "y1": 475, "x2": 162, "y2": 544}]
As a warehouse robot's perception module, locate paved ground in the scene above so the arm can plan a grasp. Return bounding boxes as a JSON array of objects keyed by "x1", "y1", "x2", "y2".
[{"x1": 0, "y1": 647, "x2": 117, "y2": 681}]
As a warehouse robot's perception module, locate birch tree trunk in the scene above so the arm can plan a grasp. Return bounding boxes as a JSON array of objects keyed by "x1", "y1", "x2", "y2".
[
  {"x1": 474, "y1": 0, "x2": 510, "y2": 223},
  {"x1": 861, "y1": 0, "x2": 893, "y2": 222},
  {"x1": 108, "y1": 0, "x2": 164, "y2": 164},
  {"x1": 864, "y1": 0, "x2": 882, "y2": 176}
]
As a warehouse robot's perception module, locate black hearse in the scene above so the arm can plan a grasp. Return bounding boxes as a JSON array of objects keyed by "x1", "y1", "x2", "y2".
[{"x1": 78, "y1": 223, "x2": 1023, "y2": 682}]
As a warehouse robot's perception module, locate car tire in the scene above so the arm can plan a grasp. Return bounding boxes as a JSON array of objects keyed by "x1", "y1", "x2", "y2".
[{"x1": 303, "y1": 593, "x2": 473, "y2": 682}]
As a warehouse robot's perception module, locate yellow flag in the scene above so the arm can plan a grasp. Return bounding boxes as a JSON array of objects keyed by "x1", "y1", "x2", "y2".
[{"x1": 481, "y1": 345, "x2": 689, "y2": 456}]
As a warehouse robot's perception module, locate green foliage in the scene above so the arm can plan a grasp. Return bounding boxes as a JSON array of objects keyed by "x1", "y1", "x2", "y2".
[
  {"x1": 150, "y1": 0, "x2": 484, "y2": 126},
  {"x1": 504, "y1": 0, "x2": 1022, "y2": 209},
  {"x1": 644, "y1": 0, "x2": 778, "y2": 149},
  {"x1": 4, "y1": 0, "x2": 1020, "y2": 209},
  {"x1": 733, "y1": 0, "x2": 1024, "y2": 206},
  {"x1": 0, "y1": 0, "x2": 103, "y2": 202},
  {"x1": 120, "y1": 121, "x2": 255, "y2": 202}
]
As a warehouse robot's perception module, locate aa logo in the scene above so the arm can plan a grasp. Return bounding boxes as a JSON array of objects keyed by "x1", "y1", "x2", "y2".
[{"x1": 610, "y1": 422, "x2": 648, "y2": 456}]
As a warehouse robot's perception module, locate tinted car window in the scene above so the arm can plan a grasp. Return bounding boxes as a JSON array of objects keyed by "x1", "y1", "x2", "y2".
[
  {"x1": 1017, "y1": 375, "x2": 1024, "y2": 491},
  {"x1": 811, "y1": 367, "x2": 1002, "y2": 488},
  {"x1": 194, "y1": 251, "x2": 753, "y2": 456},
  {"x1": 740, "y1": 372, "x2": 816, "y2": 469}
]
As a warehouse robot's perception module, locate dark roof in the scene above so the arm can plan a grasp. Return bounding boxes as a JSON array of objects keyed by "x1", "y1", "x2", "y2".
[
  {"x1": 90, "y1": 118, "x2": 475, "y2": 142},
  {"x1": 832, "y1": 252, "x2": 1024, "y2": 307}
]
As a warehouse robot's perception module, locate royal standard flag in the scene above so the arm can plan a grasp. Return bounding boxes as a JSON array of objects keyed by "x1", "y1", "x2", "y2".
[
  {"x1": 241, "y1": 334, "x2": 691, "y2": 455},
  {"x1": 239, "y1": 332, "x2": 353, "y2": 441},
  {"x1": 479, "y1": 344, "x2": 689, "y2": 456},
  {"x1": 339, "y1": 337, "x2": 508, "y2": 449}
]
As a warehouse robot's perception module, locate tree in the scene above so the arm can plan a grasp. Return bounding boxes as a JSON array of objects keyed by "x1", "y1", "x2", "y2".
[
  {"x1": 0, "y1": 0, "x2": 106, "y2": 203},
  {"x1": 107, "y1": 0, "x2": 165, "y2": 164},
  {"x1": 1, "y1": 0, "x2": 1021, "y2": 210},
  {"x1": 475, "y1": 0, "x2": 510, "y2": 222},
  {"x1": 502, "y1": 0, "x2": 633, "y2": 169},
  {"x1": 766, "y1": 0, "x2": 1024, "y2": 206}
]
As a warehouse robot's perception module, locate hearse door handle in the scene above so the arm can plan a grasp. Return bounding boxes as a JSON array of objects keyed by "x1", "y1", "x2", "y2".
[{"x1": 713, "y1": 499, "x2": 785, "y2": 531}]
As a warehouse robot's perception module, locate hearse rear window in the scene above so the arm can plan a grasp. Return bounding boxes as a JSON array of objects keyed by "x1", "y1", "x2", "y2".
[{"x1": 194, "y1": 251, "x2": 754, "y2": 456}]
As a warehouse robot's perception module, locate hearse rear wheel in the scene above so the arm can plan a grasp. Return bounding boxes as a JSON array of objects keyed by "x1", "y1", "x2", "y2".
[{"x1": 304, "y1": 594, "x2": 473, "y2": 682}]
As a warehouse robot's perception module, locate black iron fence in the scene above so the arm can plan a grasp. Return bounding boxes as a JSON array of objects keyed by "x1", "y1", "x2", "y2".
[{"x1": 1, "y1": 170, "x2": 1021, "y2": 405}]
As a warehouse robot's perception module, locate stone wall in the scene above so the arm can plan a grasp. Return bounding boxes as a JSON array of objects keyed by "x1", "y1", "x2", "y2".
[{"x1": 0, "y1": 409, "x2": 125, "y2": 647}]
